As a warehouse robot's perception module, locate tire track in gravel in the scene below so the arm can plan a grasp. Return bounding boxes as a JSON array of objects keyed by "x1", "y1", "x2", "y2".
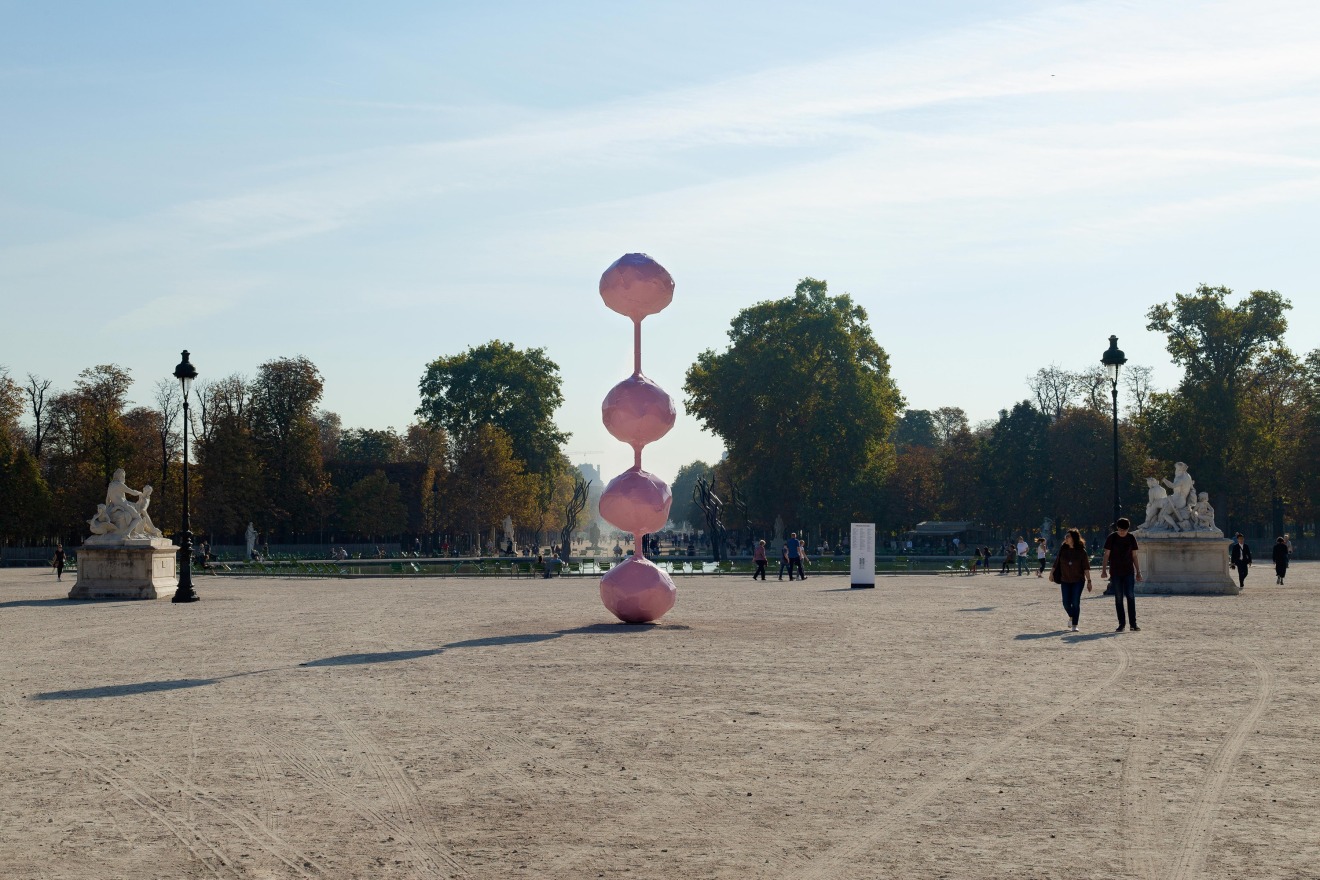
[
  {"x1": 12, "y1": 680, "x2": 323, "y2": 880},
  {"x1": 1164, "y1": 650, "x2": 1273, "y2": 880},
  {"x1": 253, "y1": 730, "x2": 466, "y2": 878},
  {"x1": 67, "y1": 727, "x2": 325, "y2": 879},
  {"x1": 50, "y1": 743, "x2": 238, "y2": 880},
  {"x1": 793, "y1": 640, "x2": 1132, "y2": 880},
  {"x1": 1119, "y1": 703, "x2": 1162, "y2": 880},
  {"x1": 317, "y1": 699, "x2": 461, "y2": 873}
]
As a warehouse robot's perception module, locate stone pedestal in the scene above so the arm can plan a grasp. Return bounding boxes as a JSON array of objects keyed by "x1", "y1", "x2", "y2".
[
  {"x1": 1134, "y1": 531, "x2": 1237, "y2": 595},
  {"x1": 68, "y1": 539, "x2": 179, "y2": 600}
]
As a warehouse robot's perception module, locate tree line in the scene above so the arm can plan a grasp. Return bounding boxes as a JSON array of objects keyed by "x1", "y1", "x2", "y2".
[
  {"x1": 680, "y1": 282, "x2": 1316, "y2": 546},
  {"x1": 2, "y1": 284, "x2": 1315, "y2": 552},
  {"x1": 0, "y1": 342, "x2": 583, "y2": 553}
]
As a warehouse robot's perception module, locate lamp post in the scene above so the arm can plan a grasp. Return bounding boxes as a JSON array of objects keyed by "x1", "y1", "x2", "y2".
[
  {"x1": 1101, "y1": 335, "x2": 1127, "y2": 528},
  {"x1": 172, "y1": 350, "x2": 199, "y2": 603}
]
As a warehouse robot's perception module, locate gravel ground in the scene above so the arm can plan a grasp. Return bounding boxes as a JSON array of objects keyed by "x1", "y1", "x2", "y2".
[{"x1": 1, "y1": 561, "x2": 1316, "y2": 880}]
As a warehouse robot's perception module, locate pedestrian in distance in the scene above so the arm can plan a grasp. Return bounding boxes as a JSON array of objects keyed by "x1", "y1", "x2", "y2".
[
  {"x1": 1050, "y1": 528, "x2": 1092, "y2": 632},
  {"x1": 53, "y1": 545, "x2": 66, "y2": 582},
  {"x1": 1016, "y1": 536, "x2": 1029, "y2": 575},
  {"x1": 1035, "y1": 537, "x2": 1048, "y2": 578},
  {"x1": 1230, "y1": 532, "x2": 1252, "y2": 590},
  {"x1": 1101, "y1": 517, "x2": 1142, "y2": 632},
  {"x1": 1272, "y1": 536, "x2": 1289, "y2": 585},
  {"x1": 1001, "y1": 541, "x2": 1015, "y2": 575},
  {"x1": 971, "y1": 547, "x2": 982, "y2": 574},
  {"x1": 752, "y1": 540, "x2": 768, "y2": 581},
  {"x1": 778, "y1": 544, "x2": 792, "y2": 581},
  {"x1": 787, "y1": 532, "x2": 807, "y2": 581}
]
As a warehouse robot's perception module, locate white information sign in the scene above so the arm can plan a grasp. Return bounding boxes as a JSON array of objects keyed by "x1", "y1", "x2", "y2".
[{"x1": 850, "y1": 522, "x2": 876, "y2": 589}]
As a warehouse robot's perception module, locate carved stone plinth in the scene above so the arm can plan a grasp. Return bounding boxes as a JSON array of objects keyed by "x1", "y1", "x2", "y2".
[
  {"x1": 68, "y1": 540, "x2": 179, "y2": 600},
  {"x1": 1134, "y1": 532, "x2": 1237, "y2": 595}
]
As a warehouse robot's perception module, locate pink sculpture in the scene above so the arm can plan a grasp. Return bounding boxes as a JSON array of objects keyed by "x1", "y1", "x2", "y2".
[{"x1": 597, "y1": 253, "x2": 678, "y2": 624}]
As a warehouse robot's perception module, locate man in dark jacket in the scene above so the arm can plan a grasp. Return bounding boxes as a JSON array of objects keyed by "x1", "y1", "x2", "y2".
[
  {"x1": 1102, "y1": 518, "x2": 1143, "y2": 632},
  {"x1": 1229, "y1": 533, "x2": 1252, "y2": 590}
]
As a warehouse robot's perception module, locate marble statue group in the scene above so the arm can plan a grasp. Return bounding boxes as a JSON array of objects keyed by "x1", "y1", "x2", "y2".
[
  {"x1": 85, "y1": 468, "x2": 163, "y2": 544},
  {"x1": 1137, "y1": 462, "x2": 1219, "y2": 534}
]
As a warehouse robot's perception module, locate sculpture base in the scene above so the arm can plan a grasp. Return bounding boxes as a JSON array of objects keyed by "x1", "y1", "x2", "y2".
[
  {"x1": 68, "y1": 542, "x2": 179, "y2": 600},
  {"x1": 1134, "y1": 532, "x2": 1237, "y2": 595}
]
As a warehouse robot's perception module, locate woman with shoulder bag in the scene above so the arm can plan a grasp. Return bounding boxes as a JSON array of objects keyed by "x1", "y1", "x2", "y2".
[{"x1": 1050, "y1": 528, "x2": 1092, "y2": 632}]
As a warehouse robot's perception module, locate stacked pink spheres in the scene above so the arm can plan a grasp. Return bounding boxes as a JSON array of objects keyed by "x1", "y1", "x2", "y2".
[{"x1": 597, "y1": 253, "x2": 679, "y2": 624}]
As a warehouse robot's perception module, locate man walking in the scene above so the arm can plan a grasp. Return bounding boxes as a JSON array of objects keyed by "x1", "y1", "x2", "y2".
[
  {"x1": 1015, "y1": 536, "x2": 1029, "y2": 575},
  {"x1": 1229, "y1": 532, "x2": 1252, "y2": 590},
  {"x1": 787, "y1": 532, "x2": 807, "y2": 581},
  {"x1": 1101, "y1": 517, "x2": 1142, "y2": 631}
]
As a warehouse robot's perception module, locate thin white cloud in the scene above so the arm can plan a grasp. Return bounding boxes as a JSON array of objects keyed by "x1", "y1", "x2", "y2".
[{"x1": 4, "y1": 0, "x2": 1317, "y2": 269}]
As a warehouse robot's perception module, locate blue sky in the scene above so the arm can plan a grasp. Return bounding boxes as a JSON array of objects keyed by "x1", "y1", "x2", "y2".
[{"x1": 3, "y1": 1, "x2": 1318, "y2": 483}]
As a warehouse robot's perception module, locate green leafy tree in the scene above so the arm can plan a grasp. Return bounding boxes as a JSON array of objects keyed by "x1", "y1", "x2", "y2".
[
  {"x1": 977, "y1": 402, "x2": 1051, "y2": 533},
  {"x1": 894, "y1": 409, "x2": 939, "y2": 450},
  {"x1": 1144, "y1": 285, "x2": 1291, "y2": 524},
  {"x1": 416, "y1": 341, "x2": 568, "y2": 475},
  {"x1": 684, "y1": 278, "x2": 904, "y2": 532},
  {"x1": 934, "y1": 425, "x2": 983, "y2": 521},
  {"x1": 1290, "y1": 350, "x2": 1320, "y2": 524},
  {"x1": 0, "y1": 431, "x2": 51, "y2": 543},
  {"x1": 250, "y1": 356, "x2": 330, "y2": 539},
  {"x1": 194, "y1": 374, "x2": 265, "y2": 542},
  {"x1": 1238, "y1": 348, "x2": 1304, "y2": 536},
  {"x1": 670, "y1": 460, "x2": 713, "y2": 531},
  {"x1": 1046, "y1": 407, "x2": 1120, "y2": 530},
  {"x1": 338, "y1": 428, "x2": 407, "y2": 464},
  {"x1": 931, "y1": 407, "x2": 969, "y2": 445},
  {"x1": 883, "y1": 444, "x2": 942, "y2": 531},
  {"x1": 339, "y1": 470, "x2": 407, "y2": 540},
  {"x1": 442, "y1": 424, "x2": 534, "y2": 552},
  {"x1": 0, "y1": 370, "x2": 53, "y2": 542}
]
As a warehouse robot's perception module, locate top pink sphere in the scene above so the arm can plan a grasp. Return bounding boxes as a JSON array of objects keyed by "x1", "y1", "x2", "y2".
[{"x1": 599, "y1": 253, "x2": 674, "y2": 321}]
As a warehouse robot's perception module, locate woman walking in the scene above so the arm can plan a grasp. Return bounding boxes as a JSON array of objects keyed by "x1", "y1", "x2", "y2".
[
  {"x1": 752, "y1": 540, "x2": 768, "y2": 581},
  {"x1": 1049, "y1": 528, "x2": 1092, "y2": 632},
  {"x1": 53, "y1": 545, "x2": 66, "y2": 582},
  {"x1": 1035, "y1": 537, "x2": 1048, "y2": 578},
  {"x1": 1272, "y1": 536, "x2": 1290, "y2": 585}
]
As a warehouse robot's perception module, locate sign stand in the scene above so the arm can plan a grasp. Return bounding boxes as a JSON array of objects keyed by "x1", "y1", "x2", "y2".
[{"x1": 850, "y1": 522, "x2": 876, "y2": 589}]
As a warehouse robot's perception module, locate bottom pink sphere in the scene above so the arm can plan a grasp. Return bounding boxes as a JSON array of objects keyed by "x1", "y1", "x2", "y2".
[{"x1": 600, "y1": 556, "x2": 676, "y2": 624}]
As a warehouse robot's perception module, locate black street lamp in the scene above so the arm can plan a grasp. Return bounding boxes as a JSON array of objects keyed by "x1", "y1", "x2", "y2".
[
  {"x1": 1101, "y1": 335, "x2": 1127, "y2": 528},
  {"x1": 172, "y1": 350, "x2": 199, "y2": 603}
]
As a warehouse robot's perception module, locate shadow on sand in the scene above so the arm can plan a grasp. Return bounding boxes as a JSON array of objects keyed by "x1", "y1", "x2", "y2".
[
  {"x1": 1062, "y1": 631, "x2": 1121, "y2": 643},
  {"x1": 30, "y1": 679, "x2": 218, "y2": 700},
  {"x1": 0, "y1": 597, "x2": 99, "y2": 608},
  {"x1": 27, "y1": 620, "x2": 692, "y2": 700},
  {"x1": 301, "y1": 649, "x2": 445, "y2": 667},
  {"x1": 301, "y1": 621, "x2": 687, "y2": 667}
]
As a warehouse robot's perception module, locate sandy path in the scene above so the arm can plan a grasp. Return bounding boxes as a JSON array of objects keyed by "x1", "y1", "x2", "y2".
[{"x1": 1, "y1": 563, "x2": 1316, "y2": 879}]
